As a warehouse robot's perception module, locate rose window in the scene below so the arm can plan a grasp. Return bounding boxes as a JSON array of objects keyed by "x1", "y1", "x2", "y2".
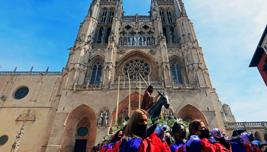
[{"x1": 124, "y1": 59, "x2": 150, "y2": 80}]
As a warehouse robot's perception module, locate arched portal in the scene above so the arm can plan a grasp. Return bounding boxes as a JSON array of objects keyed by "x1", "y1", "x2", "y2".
[
  {"x1": 111, "y1": 92, "x2": 143, "y2": 125},
  {"x1": 61, "y1": 105, "x2": 97, "y2": 152},
  {"x1": 177, "y1": 104, "x2": 208, "y2": 126}
]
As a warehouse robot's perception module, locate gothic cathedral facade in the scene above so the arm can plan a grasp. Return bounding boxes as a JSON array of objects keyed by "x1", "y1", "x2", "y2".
[{"x1": 0, "y1": 0, "x2": 236, "y2": 151}]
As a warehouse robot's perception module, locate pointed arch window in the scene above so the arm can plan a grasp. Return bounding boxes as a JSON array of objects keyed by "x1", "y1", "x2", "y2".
[
  {"x1": 105, "y1": 28, "x2": 111, "y2": 43},
  {"x1": 101, "y1": 8, "x2": 108, "y2": 23},
  {"x1": 163, "y1": 27, "x2": 168, "y2": 43},
  {"x1": 160, "y1": 9, "x2": 165, "y2": 24},
  {"x1": 108, "y1": 9, "x2": 114, "y2": 23},
  {"x1": 85, "y1": 60, "x2": 103, "y2": 86},
  {"x1": 170, "y1": 27, "x2": 175, "y2": 43},
  {"x1": 97, "y1": 27, "x2": 103, "y2": 43},
  {"x1": 90, "y1": 62, "x2": 102, "y2": 85},
  {"x1": 170, "y1": 61, "x2": 183, "y2": 84},
  {"x1": 167, "y1": 11, "x2": 173, "y2": 24}
]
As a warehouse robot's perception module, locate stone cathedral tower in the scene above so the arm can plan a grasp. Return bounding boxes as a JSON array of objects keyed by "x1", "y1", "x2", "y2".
[
  {"x1": 45, "y1": 0, "x2": 232, "y2": 150},
  {"x1": 47, "y1": 0, "x2": 231, "y2": 150},
  {"x1": 0, "y1": 0, "x2": 237, "y2": 152}
]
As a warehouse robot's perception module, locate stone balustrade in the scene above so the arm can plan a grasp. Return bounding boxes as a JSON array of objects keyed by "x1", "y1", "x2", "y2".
[
  {"x1": 76, "y1": 82, "x2": 103, "y2": 90},
  {"x1": 225, "y1": 122, "x2": 267, "y2": 129},
  {"x1": 119, "y1": 36, "x2": 155, "y2": 47},
  {"x1": 123, "y1": 16, "x2": 151, "y2": 22},
  {"x1": 0, "y1": 71, "x2": 62, "y2": 76},
  {"x1": 111, "y1": 81, "x2": 164, "y2": 89}
]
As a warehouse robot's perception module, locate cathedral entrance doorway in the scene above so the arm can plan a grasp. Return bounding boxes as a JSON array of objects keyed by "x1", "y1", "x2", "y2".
[
  {"x1": 177, "y1": 104, "x2": 208, "y2": 126},
  {"x1": 73, "y1": 139, "x2": 87, "y2": 152},
  {"x1": 61, "y1": 105, "x2": 97, "y2": 152}
]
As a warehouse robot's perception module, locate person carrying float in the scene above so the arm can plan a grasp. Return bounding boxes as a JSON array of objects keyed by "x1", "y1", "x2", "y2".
[
  {"x1": 138, "y1": 124, "x2": 171, "y2": 152},
  {"x1": 184, "y1": 119, "x2": 218, "y2": 152},
  {"x1": 100, "y1": 129, "x2": 124, "y2": 152},
  {"x1": 170, "y1": 122, "x2": 186, "y2": 152},
  {"x1": 240, "y1": 132, "x2": 262, "y2": 152},
  {"x1": 119, "y1": 109, "x2": 148, "y2": 152},
  {"x1": 230, "y1": 129, "x2": 247, "y2": 152},
  {"x1": 100, "y1": 109, "x2": 148, "y2": 152},
  {"x1": 210, "y1": 128, "x2": 232, "y2": 152}
]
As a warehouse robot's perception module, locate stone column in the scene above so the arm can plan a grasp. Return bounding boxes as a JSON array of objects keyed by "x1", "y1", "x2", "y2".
[{"x1": 159, "y1": 36, "x2": 171, "y2": 87}]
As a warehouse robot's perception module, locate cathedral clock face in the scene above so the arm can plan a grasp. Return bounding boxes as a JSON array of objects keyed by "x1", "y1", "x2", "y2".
[{"x1": 124, "y1": 59, "x2": 150, "y2": 80}]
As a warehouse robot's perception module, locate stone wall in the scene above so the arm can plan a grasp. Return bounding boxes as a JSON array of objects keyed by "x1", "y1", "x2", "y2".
[{"x1": 0, "y1": 73, "x2": 61, "y2": 152}]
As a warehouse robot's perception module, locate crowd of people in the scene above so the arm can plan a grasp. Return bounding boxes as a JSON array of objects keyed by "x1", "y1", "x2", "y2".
[
  {"x1": 92, "y1": 86, "x2": 267, "y2": 152},
  {"x1": 92, "y1": 109, "x2": 267, "y2": 152}
]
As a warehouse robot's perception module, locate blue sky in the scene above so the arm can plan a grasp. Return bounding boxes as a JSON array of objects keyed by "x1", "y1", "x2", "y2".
[{"x1": 0, "y1": 0, "x2": 266, "y2": 121}]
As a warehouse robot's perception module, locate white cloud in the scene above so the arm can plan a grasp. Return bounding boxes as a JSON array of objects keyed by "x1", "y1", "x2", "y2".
[
  {"x1": 186, "y1": 0, "x2": 267, "y2": 47},
  {"x1": 231, "y1": 93, "x2": 267, "y2": 121},
  {"x1": 185, "y1": 0, "x2": 267, "y2": 121}
]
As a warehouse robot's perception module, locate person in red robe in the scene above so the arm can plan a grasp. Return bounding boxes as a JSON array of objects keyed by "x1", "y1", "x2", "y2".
[
  {"x1": 251, "y1": 140, "x2": 262, "y2": 152},
  {"x1": 119, "y1": 109, "x2": 149, "y2": 152},
  {"x1": 241, "y1": 132, "x2": 262, "y2": 152},
  {"x1": 100, "y1": 130, "x2": 124, "y2": 152},
  {"x1": 138, "y1": 124, "x2": 171, "y2": 152},
  {"x1": 185, "y1": 119, "x2": 217, "y2": 152},
  {"x1": 210, "y1": 128, "x2": 232, "y2": 152}
]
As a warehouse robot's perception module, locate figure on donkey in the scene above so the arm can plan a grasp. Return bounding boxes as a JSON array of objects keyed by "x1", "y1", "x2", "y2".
[
  {"x1": 141, "y1": 85, "x2": 160, "y2": 111},
  {"x1": 141, "y1": 85, "x2": 170, "y2": 120}
]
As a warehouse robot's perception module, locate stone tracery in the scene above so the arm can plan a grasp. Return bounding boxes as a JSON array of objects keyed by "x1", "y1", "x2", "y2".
[
  {"x1": 123, "y1": 59, "x2": 151, "y2": 81},
  {"x1": 119, "y1": 24, "x2": 155, "y2": 47}
]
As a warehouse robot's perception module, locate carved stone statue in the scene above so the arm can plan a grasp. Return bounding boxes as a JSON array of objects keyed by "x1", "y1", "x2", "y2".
[
  {"x1": 97, "y1": 113, "x2": 103, "y2": 126},
  {"x1": 97, "y1": 109, "x2": 110, "y2": 127},
  {"x1": 162, "y1": 107, "x2": 174, "y2": 119},
  {"x1": 87, "y1": 35, "x2": 92, "y2": 44},
  {"x1": 102, "y1": 111, "x2": 109, "y2": 126}
]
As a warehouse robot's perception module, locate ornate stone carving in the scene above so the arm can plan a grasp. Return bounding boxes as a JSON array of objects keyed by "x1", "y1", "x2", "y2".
[
  {"x1": 16, "y1": 110, "x2": 36, "y2": 122},
  {"x1": 77, "y1": 33, "x2": 86, "y2": 43},
  {"x1": 162, "y1": 107, "x2": 174, "y2": 119},
  {"x1": 119, "y1": 23, "x2": 155, "y2": 47},
  {"x1": 104, "y1": 62, "x2": 113, "y2": 71},
  {"x1": 0, "y1": 92, "x2": 7, "y2": 102},
  {"x1": 118, "y1": 49, "x2": 126, "y2": 54},
  {"x1": 149, "y1": 49, "x2": 156, "y2": 55},
  {"x1": 86, "y1": 35, "x2": 92, "y2": 44}
]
